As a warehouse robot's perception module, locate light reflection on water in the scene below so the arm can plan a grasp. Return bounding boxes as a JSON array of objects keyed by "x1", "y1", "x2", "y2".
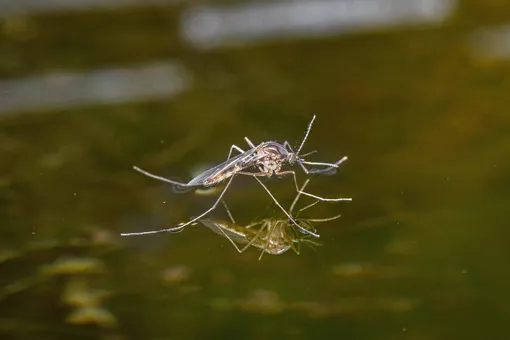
[{"x1": 1, "y1": 1, "x2": 510, "y2": 339}]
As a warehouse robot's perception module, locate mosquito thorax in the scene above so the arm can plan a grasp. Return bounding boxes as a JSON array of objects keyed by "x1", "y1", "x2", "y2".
[{"x1": 254, "y1": 142, "x2": 288, "y2": 173}]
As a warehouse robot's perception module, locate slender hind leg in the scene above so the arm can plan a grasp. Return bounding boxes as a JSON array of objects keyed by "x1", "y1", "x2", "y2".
[
  {"x1": 121, "y1": 175, "x2": 236, "y2": 236},
  {"x1": 133, "y1": 166, "x2": 190, "y2": 190}
]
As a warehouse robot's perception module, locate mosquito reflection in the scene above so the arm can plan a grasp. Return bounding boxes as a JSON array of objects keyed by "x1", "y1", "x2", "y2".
[{"x1": 198, "y1": 178, "x2": 341, "y2": 260}]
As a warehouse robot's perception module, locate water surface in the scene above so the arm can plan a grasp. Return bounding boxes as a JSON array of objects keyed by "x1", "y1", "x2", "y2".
[{"x1": 1, "y1": 1, "x2": 509, "y2": 339}]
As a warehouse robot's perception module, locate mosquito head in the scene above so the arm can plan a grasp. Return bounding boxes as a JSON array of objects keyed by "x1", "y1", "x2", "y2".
[
  {"x1": 288, "y1": 152, "x2": 299, "y2": 165},
  {"x1": 289, "y1": 150, "x2": 317, "y2": 166}
]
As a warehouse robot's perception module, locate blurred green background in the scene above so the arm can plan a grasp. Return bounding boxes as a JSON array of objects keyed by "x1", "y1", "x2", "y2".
[{"x1": 1, "y1": 0, "x2": 509, "y2": 339}]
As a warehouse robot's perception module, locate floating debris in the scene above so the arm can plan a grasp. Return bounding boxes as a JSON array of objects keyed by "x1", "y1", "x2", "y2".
[
  {"x1": 0, "y1": 249, "x2": 19, "y2": 264},
  {"x1": 66, "y1": 306, "x2": 117, "y2": 328},
  {"x1": 332, "y1": 262, "x2": 410, "y2": 279},
  {"x1": 62, "y1": 278, "x2": 111, "y2": 308},
  {"x1": 0, "y1": 276, "x2": 44, "y2": 301},
  {"x1": 41, "y1": 256, "x2": 107, "y2": 276},
  {"x1": 384, "y1": 237, "x2": 417, "y2": 254},
  {"x1": 161, "y1": 265, "x2": 192, "y2": 284},
  {"x1": 469, "y1": 24, "x2": 510, "y2": 60},
  {"x1": 241, "y1": 290, "x2": 285, "y2": 314}
]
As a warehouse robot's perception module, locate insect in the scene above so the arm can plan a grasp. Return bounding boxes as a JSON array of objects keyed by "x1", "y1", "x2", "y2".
[
  {"x1": 199, "y1": 178, "x2": 341, "y2": 260},
  {"x1": 121, "y1": 115, "x2": 350, "y2": 238}
]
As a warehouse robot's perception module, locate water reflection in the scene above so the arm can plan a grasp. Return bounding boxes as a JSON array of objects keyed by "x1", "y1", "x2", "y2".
[
  {"x1": 199, "y1": 178, "x2": 341, "y2": 260},
  {"x1": 199, "y1": 217, "x2": 323, "y2": 259}
]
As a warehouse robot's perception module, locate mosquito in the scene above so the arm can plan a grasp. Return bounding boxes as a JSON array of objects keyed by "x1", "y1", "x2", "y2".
[
  {"x1": 199, "y1": 178, "x2": 340, "y2": 260},
  {"x1": 121, "y1": 115, "x2": 351, "y2": 238}
]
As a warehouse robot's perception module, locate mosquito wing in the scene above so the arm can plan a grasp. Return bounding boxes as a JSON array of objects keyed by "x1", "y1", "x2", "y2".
[
  {"x1": 199, "y1": 219, "x2": 253, "y2": 244},
  {"x1": 187, "y1": 149, "x2": 259, "y2": 187}
]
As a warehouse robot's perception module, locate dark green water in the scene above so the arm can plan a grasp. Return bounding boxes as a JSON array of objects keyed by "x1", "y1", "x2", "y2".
[{"x1": 1, "y1": 1, "x2": 510, "y2": 339}]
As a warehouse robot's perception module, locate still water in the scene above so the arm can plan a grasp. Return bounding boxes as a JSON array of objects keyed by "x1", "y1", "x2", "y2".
[{"x1": 1, "y1": 1, "x2": 509, "y2": 339}]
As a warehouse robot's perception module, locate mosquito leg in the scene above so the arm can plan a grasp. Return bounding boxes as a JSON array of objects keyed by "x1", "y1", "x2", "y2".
[
  {"x1": 258, "y1": 221, "x2": 287, "y2": 260},
  {"x1": 288, "y1": 227, "x2": 301, "y2": 255},
  {"x1": 300, "y1": 157, "x2": 348, "y2": 175},
  {"x1": 281, "y1": 222, "x2": 299, "y2": 255},
  {"x1": 289, "y1": 178, "x2": 311, "y2": 214},
  {"x1": 239, "y1": 221, "x2": 269, "y2": 254},
  {"x1": 305, "y1": 214, "x2": 343, "y2": 223},
  {"x1": 120, "y1": 175, "x2": 236, "y2": 236},
  {"x1": 299, "y1": 200, "x2": 320, "y2": 212},
  {"x1": 215, "y1": 220, "x2": 268, "y2": 255},
  {"x1": 298, "y1": 161, "x2": 311, "y2": 175},
  {"x1": 133, "y1": 166, "x2": 188, "y2": 187},
  {"x1": 133, "y1": 166, "x2": 193, "y2": 193},
  {"x1": 225, "y1": 144, "x2": 246, "y2": 162},
  {"x1": 257, "y1": 222, "x2": 276, "y2": 260},
  {"x1": 283, "y1": 140, "x2": 295, "y2": 153},
  {"x1": 245, "y1": 221, "x2": 264, "y2": 229},
  {"x1": 211, "y1": 222, "x2": 247, "y2": 253},
  {"x1": 244, "y1": 137, "x2": 256, "y2": 148},
  {"x1": 221, "y1": 200, "x2": 236, "y2": 224},
  {"x1": 242, "y1": 174, "x2": 320, "y2": 238},
  {"x1": 276, "y1": 170, "x2": 352, "y2": 202},
  {"x1": 295, "y1": 240, "x2": 301, "y2": 255}
]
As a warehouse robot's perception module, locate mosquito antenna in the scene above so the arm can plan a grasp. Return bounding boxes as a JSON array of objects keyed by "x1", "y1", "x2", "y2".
[{"x1": 296, "y1": 115, "x2": 316, "y2": 156}]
